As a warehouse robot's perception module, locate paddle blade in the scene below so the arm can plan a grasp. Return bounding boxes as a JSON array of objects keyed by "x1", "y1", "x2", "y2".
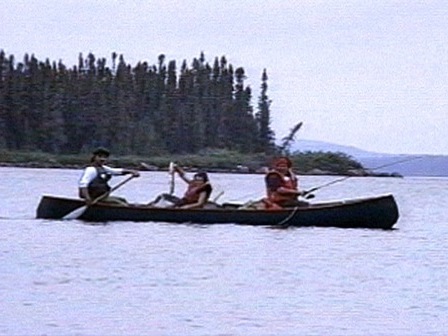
[
  {"x1": 62, "y1": 205, "x2": 87, "y2": 220},
  {"x1": 168, "y1": 161, "x2": 175, "y2": 174},
  {"x1": 168, "y1": 162, "x2": 175, "y2": 195}
]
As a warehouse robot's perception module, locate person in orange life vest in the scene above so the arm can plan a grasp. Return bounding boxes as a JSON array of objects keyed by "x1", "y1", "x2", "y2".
[
  {"x1": 78, "y1": 147, "x2": 140, "y2": 206},
  {"x1": 264, "y1": 157, "x2": 308, "y2": 208},
  {"x1": 169, "y1": 165, "x2": 213, "y2": 209}
]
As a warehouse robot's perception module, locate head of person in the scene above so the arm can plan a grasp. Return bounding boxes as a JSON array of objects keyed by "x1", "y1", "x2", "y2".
[
  {"x1": 273, "y1": 157, "x2": 292, "y2": 173},
  {"x1": 90, "y1": 147, "x2": 110, "y2": 164},
  {"x1": 192, "y1": 171, "x2": 209, "y2": 184}
]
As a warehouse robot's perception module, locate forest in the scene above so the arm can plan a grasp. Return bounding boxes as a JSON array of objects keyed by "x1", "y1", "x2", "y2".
[
  {"x1": 0, "y1": 50, "x2": 276, "y2": 156},
  {"x1": 0, "y1": 50, "x2": 368, "y2": 174}
]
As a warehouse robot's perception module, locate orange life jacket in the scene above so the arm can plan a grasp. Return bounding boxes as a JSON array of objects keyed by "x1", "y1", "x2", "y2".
[
  {"x1": 182, "y1": 182, "x2": 211, "y2": 204},
  {"x1": 265, "y1": 170, "x2": 298, "y2": 206}
]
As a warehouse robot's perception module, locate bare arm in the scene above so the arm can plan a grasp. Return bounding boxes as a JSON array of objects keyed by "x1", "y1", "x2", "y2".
[
  {"x1": 266, "y1": 171, "x2": 303, "y2": 196},
  {"x1": 174, "y1": 165, "x2": 192, "y2": 184},
  {"x1": 277, "y1": 186, "x2": 302, "y2": 196},
  {"x1": 103, "y1": 165, "x2": 140, "y2": 177},
  {"x1": 179, "y1": 191, "x2": 208, "y2": 209},
  {"x1": 122, "y1": 169, "x2": 140, "y2": 177}
]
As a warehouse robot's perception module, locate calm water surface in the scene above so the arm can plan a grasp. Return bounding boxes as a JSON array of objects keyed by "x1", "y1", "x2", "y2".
[{"x1": 0, "y1": 167, "x2": 447, "y2": 336}]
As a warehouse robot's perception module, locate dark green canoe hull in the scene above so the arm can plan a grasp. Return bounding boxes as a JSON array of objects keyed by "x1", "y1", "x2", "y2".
[{"x1": 36, "y1": 194, "x2": 399, "y2": 229}]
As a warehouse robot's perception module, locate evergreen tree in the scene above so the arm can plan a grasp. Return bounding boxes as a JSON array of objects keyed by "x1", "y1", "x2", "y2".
[
  {"x1": 256, "y1": 69, "x2": 275, "y2": 153},
  {"x1": 0, "y1": 50, "x2": 6, "y2": 148},
  {"x1": 233, "y1": 67, "x2": 258, "y2": 152},
  {"x1": 0, "y1": 50, "x2": 277, "y2": 156}
]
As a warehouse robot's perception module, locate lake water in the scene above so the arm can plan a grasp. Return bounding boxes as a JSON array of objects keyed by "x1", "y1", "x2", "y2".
[{"x1": 0, "y1": 167, "x2": 447, "y2": 336}]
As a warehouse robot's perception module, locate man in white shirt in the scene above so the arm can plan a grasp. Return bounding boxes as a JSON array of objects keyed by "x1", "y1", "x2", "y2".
[{"x1": 78, "y1": 147, "x2": 140, "y2": 205}]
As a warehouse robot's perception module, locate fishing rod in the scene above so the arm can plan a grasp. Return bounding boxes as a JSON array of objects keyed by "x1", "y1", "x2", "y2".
[{"x1": 302, "y1": 155, "x2": 423, "y2": 197}]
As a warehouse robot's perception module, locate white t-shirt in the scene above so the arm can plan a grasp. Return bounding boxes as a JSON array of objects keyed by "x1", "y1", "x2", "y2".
[{"x1": 78, "y1": 165, "x2": 124, "y2": 188}]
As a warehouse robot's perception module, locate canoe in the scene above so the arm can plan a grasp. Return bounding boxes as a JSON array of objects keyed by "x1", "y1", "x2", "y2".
[{"x1": 36, "y1": 194, "x2": 399, "y2": 229}]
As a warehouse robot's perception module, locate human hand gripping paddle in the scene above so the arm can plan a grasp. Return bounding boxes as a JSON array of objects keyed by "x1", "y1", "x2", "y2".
[
  {"x1": 145, "y1": 162, "x2": 176, "y2": 207},
  {"x1": 62, "y1": 174, "x2": 136, "y2": 220}
]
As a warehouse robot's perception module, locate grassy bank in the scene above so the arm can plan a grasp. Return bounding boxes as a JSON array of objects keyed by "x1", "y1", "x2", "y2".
[{"x1": 0, "y1": 149, "x2": 267, "y2": 171}]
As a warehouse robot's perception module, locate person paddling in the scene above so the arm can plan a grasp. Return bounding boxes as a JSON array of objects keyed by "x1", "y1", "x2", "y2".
[
  {"x1": 263, "y1": 156, "x2": 308, "y2": 208},
  {"x1": 148, "y1": 164, "x2": 213, "y2": 209},
  {"x1": 78, "y1": 147, "x2": 140, "y2": 206}
]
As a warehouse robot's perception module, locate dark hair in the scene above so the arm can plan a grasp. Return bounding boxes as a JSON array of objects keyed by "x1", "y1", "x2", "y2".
[
  {"x1": 273, "y1": 157, "x2": 292, "y2": 168},
  {"x1": 193, "y1": 171, "x2": 209, "y2": 182},
  {"x1": 92, "y1": 147, "x2": 110, "y2": 157},
  {"x1": 90, "y1": 147, "x2": 110, "y2": 163}
]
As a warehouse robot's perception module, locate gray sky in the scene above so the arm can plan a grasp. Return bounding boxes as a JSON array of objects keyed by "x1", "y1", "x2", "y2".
[{"x1": 2, "y1": 0, "x2": 447, "y2": 155}]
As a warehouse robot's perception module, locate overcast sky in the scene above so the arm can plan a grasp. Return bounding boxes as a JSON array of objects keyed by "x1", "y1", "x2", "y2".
[{"x1": 2, "y1": 0, "x2": 447, "y2": 155}]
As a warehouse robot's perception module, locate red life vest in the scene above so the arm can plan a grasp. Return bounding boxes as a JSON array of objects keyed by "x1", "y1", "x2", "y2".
[
  {"x1": 265, "y1": 170, "x2": 298, "y2": 205},
  {"x1": 182, "y1": 182, "x2": 211, "y2": 204}
]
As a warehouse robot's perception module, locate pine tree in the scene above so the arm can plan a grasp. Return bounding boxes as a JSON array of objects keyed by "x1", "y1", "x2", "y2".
[
  {"x1": 233, "y1": 67, "x2": 258, "y2": 152},
  {"x1": 256, "y1": 69, "x2": 275, "y2": 153},
  {"x1": 0, "y1": 51, "x2": 275, "y2": 155},
  {"x1": 0, "y1": 50, "x2": 7, "y2": 148}
]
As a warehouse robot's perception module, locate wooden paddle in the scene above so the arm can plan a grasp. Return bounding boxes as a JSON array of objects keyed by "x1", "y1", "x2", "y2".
[
  {"x1": 168, "y1": 162, "x2": 175, "y2": 195},
  {"x1": 212, "y1": 190, "x2": 224, "y2": 203},
  {"x1": 302, "y1": 156, "x2": 423, "y2": 197},
  {"x1": 146, "y1": 162, "x2": 176, "y2": 207},
  {"x1": 62, "y1": 175, "x2": 135, "y2": 220}
]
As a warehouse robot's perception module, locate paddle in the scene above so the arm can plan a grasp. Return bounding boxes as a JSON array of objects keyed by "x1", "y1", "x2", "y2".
[
  {"x1": 301, "y1": 156, "x2": 423, "y2": 197},
  {"x1": 146, "y1": 162, "x2": 176, "y2": 207},
  {"x1": 62, "y1": 175, "x2": 135, "y2": 220},
  {"x1": 212, "y1": 190, "x2": 225, "y2": 203},
  {"x1": 168, "y1": 162, "x2": 175, "y2": 195}
]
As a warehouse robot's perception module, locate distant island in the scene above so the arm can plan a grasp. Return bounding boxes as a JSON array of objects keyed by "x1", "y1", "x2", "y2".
[{"x1": 292, "y1": 139, "x2": 448, "y2": 177}]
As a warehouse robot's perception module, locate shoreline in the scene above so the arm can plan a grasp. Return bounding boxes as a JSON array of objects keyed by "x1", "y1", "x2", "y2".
[
  {"x1": 0, "y1": 149, "x2": 403, "y2": 177},
  {"x1": 0, "y1": 161, "x2": 402, "y2": 178}
]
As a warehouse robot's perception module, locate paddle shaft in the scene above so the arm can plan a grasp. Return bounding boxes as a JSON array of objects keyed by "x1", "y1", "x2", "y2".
[
  {"x1": 90, "y1": 174, "x2": 135, "y2": 205},
  {"x1": 212, "y1": 190, "x2": 224, "y2": 203},
  {"x1": 303, "y1": 156, "x2": 422, "y2": 195},
  {"x1": 63, "y1": 175, "x2": 135, "y2": 220},
  {"x1": 168, "y1": 162, "x2": 175, "y2": 195}
]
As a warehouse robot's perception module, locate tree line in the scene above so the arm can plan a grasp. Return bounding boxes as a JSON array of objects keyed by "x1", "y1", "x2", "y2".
[{"x1": 0, "y1": 50, "x2": 278, "y2": 156}]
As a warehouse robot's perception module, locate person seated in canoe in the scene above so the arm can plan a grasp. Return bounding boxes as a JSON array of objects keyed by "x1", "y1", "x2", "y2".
[
  {"x1": 263, "y1": 156, "x2": 308, "y2": 209},
  {"x1": 148, "y1": 165, "x2": 213, "y2": 209},
  {"x1": 78, "y1": 147, "x2": 140, "y2": 206}
]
